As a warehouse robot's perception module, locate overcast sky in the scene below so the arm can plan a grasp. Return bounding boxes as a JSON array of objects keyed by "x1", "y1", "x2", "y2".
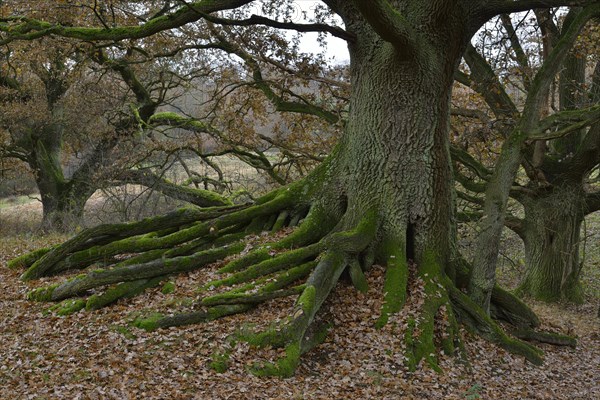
[{"x1": 286, "y1": 1, "x2": 350, "y2": 63}]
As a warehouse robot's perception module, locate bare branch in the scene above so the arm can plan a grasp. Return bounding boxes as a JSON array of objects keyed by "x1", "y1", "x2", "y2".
[
  {"x1": 479, "y1": 0, "x2": 597, "y2": 20},
  {"x1": 519, "y1": 5, "x2": 600, "y2": 130},
  {"x1": 527, "y1": 105, "x2": 600, "y2": 141},
  {"x1": 500, "y1": 13, "x2": 531, "y2": 90},
  {"x1": 209, "y1": 29, "x2": 341, "y2": 124},
  {"x1": 199, "y1": 13, "x2": 356, "y2": 42},
  {"x1": 462, "y1": 44, "x2": 519, "y2": 120},
  {"x1": 451, "y1": 145, "x2": 493, "y2": 180}
]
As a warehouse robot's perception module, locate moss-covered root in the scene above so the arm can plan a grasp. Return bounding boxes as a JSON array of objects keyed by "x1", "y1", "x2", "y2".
[
  {"x1": 348, "y1": 259, "x2": 368, "y2": 293},
  {"x1": 218, "y1": 204, "x2": 338, "y2": 275},
  {"x1": 206, "y1": 243, "x2": 322, "y2": 290},
  {"x1": 86, "y1": 276, "x2": 166, "y2": 311},
  {"x1": 510, "y1": 328, "x2": 577, "y2": 348},
  {"x1": 132, "y1": 304, "x2": 251, "y2": 331},
  {"x1": 7, "y1": 246, "x2": 55, "y2": 270},
  {"x1": 490, "y1": 286, "x2": 540, "y2": 329},
  {"x1": 50, "y1": 243, "x2": 245, "y2": 301},
  {"x1": 20, "y1": 194, "x2": 294, "y2": 281},
  {"x1": 402, "y1": 256, "x2": 457, "y2": 372},
  {"x1": 376, "y1": 237, "x2": 408, "y2": 328},
  {"x1": 449, "y1": 284, "x2": 544, "y2": 365},
  {"x1": 202, "y1": 286, "x2": 305, "y2": 306},
  {"x1": 47, "y1": 298, "x2": 86, "y2": 316},
  {"x1": 248, "y1": 251, "x2": 349, "y2": 377},
  {"x1": 19, "y1": 206, "x2": 242, "y2": 281}
]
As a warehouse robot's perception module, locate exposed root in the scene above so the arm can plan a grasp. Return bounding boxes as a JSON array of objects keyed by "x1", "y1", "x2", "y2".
[
  {"x1": 12, "y1": 181, "x2": 575, "y2": 377},
  {"x1": 21, "y1": 205, "x2": 249, "y2": 280},
  {"x1": 133, "y1": 304, "x2": 252, "y2": 331},
  {"x1": 376, "y1": 236, "x2": 408, "y2": 328},
  {"x1": 510, "y1": 328, "x2": 577, "y2": 348},
  {"x1": 86, "y1": 277, "x2": 166, "y2": 310},
  {"x1": 245, "y1": 251, "x2": 349, "y2": 377},
  {"x1": 448, "y1": 284, "x2": 544, "y2": 365}
]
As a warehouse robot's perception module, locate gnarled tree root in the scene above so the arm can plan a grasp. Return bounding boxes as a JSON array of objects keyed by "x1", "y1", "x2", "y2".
[{"x1": 13, "y1": 182, "x2": 575, "y2": 377}]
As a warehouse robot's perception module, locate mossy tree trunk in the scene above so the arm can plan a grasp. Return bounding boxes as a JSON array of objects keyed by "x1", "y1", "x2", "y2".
[
  {"x1": 518, "y1": 186, "x2": 585, "y2": 302},
  {"x1": 328, "y1": 1, "x2": 467, "y2": 268},
  {"x1": 33, "y1": 139, "x2": 95, "y2": 232}
]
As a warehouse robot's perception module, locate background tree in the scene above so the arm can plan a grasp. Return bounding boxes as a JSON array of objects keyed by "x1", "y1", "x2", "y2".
[
  {"x1": 452, "y1": 10, "x2": 600, "y2": 306},
  {"x1": 0, "y1": 0, "x2": 344, "y2": 230}
]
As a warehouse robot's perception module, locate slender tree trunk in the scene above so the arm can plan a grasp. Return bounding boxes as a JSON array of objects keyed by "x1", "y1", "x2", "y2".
[{"x1": 519, "y1": 186, "x2": 585, "y2": 303}]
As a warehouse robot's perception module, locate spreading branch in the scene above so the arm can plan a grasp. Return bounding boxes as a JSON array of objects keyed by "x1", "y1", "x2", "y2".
[
  {"x1": 115, "y1": 169, "x2": 231, "y2": 207},
  {"x1": 462, "y1": 44, "x2": 519, "y2": 121},
  {"x1": 479, "y1": 0, "x2": 597, "y2": 20},
  {"x1": 199, "y1": 13, "x2": 355, "y2": 42},
  {"x1": 0, "y1": 0, "x2": 255, "y2": 45},
  {"x1": 527, "y1": 105, "x2": 600, "y2": 141},
  {"x1": 209, "y1": 29, "x2": 341, "y2": 124},
  {"x1": 451, "y1": 145, "x2": 493, "y2": 180},
  {"x1": 500, "y1": 13, "x2": 532, "y2": 90}
]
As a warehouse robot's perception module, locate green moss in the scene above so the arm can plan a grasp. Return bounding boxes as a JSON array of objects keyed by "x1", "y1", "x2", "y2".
[
  {"x1": 132, "y1": 312, "x2": 165, "y2": 331},
  {"x1": 49, "y1": 298, "x2": 86, "y2": 316},
  {"x1": 440, "y1": 307, "x2": 458, "y2": 356},
  {"x1": 209, "y1": 351, "x2": 231, "y2": 373},
  {"x1": 68, "y1": 274, "x2": 87, "y2": 282},
  {"x1": 348, "y1": 260, "x2": 368, "y2": 293},
  {"x1": 237, "y1": 323, "x2": 290, "y2": 348},
  {"x1": 297, "y1": 285, "x2": 316, "y2": 314},
  {"x1": 8, "y1": 247, "x2": 53, "y2": 270},
  {"x1": 376, "y1": 238, "x2": 408, "y2": 328},
  {"x1": 403, "y1": 317, "x2": 417, "y2": 371},
  {"x1": 27, "y1": 284, "x2": 59, "y2": 302},
  {"x1": 161, "y1": 281, "x2": 176, "y2": 294},
  {"x1": 85, "y1": 294, "x2": 103, "y2": 311},
  {"x1": 209, "y1": 359, "x2": 229, "y2": 373},
  {"x1": 249, "y1": 342, "x2": 301, "y2": 378},
  {"x1": 278, "y1": 342, "x2": 301, "y2": 377},
  {"x1": 206, "y1": 243, "x2": 320, "y2": 290},
  {"x1": 85, "y1": 278, "x2": 163, "y2": 311},
  {"x1": 111, "y1": 325, "x2": 137, "y2": 340},
  {"x1": 324, "y1": 209, "x2": 378, "y2": 253},
  {"x1": 218, "y1": 248, "x2": 271, "y2": 273}
]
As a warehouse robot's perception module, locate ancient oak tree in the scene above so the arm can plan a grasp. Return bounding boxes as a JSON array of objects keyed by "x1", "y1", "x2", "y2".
[{"x1": 4, "y1": 0, "x2": 590, "y2": 375}]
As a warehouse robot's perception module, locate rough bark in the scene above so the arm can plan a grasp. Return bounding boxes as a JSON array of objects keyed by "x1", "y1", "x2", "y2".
[
  {"x1": 30, "y1": 124, "x2": 95, "y2": 232},
  {"x1": 518, "y1": 186, "x2": 586, "y2": 303}
]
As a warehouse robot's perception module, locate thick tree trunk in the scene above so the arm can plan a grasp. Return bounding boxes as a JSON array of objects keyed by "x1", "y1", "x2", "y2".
[
  {"x1": 327, "y1": 11, "x2": 463, "y2": 270},
  {"x1": 519, "y1": 186, "x2": 585, "y2": 303},
  {"x1": 32, "y1": 136, "x2": 93, "y2": 232},
  {"x1": 39, "y1": 184, "x2": 92, "y2": 232}
]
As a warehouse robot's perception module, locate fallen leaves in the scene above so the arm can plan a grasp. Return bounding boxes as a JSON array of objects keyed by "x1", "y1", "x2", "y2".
[{"x1": 0, "y1": 231, "x2": 599, "y2": 399}]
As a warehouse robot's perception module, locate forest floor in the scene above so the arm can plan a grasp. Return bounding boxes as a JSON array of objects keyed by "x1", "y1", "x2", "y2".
[{"x1": 1, "y1": 199, "x2": 599, "y2": 400}]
